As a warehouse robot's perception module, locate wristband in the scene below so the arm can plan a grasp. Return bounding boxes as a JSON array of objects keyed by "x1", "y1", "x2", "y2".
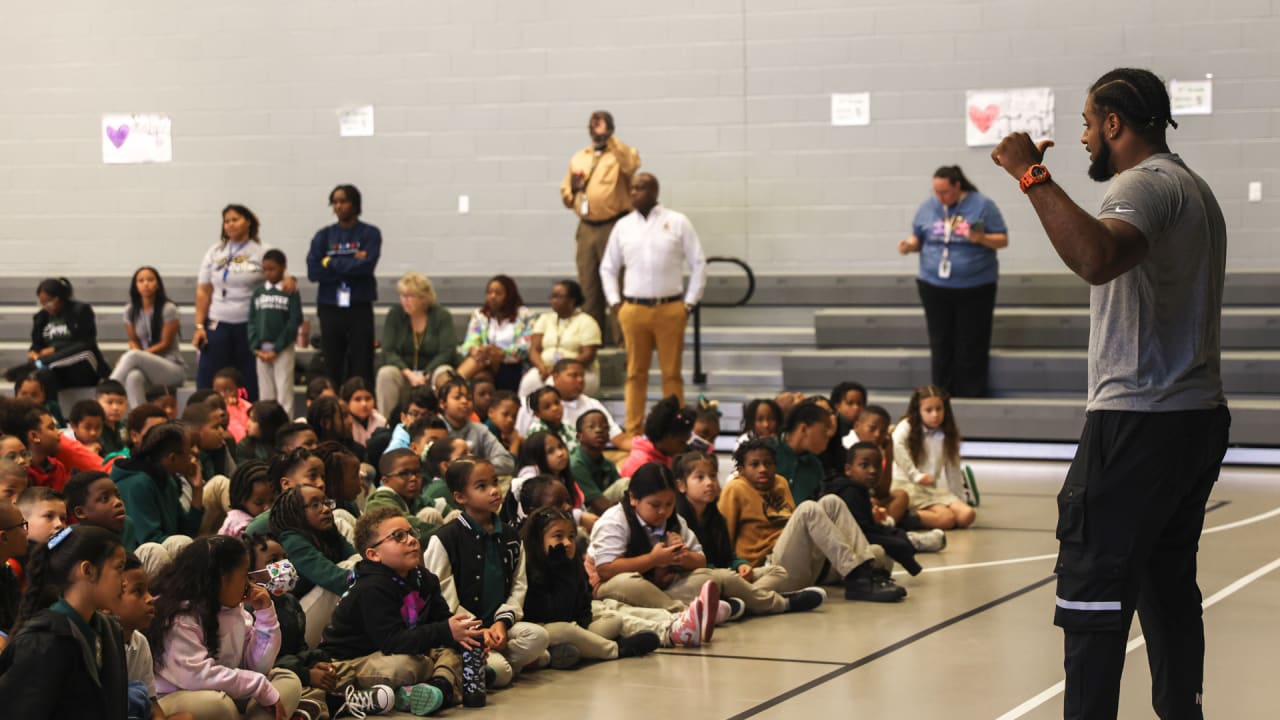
[{"x1": 1020, "y1": 164, "x2": 1051, "y2": 193}]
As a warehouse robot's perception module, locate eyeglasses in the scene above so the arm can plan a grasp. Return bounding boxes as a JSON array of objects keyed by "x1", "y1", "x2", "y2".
[
  {"x1": 369, "y1": 527, "x2": 419, "y2": 549},
  {"x1": 1, "y1": 520, "x2": 28, "y2": 533},
  {"x1": 304, "y1": 498, "x2": 337, "y2": 512},
  {"x1": 382, "y1": 469, "x2": 420, "y2": 482}
]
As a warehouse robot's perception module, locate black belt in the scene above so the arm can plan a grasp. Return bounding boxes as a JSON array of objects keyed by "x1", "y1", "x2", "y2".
[
  {"x1": 623, "y1": 294, "x2": 682, "y2": 306},
  {"x1": 581, "y1": 211, "x2": 630, "y2": 228}
]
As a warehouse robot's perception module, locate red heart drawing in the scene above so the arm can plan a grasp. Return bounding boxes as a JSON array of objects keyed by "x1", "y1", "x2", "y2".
[{"x1": 968, "y1": 105, "x2": 999, "y2": 134}]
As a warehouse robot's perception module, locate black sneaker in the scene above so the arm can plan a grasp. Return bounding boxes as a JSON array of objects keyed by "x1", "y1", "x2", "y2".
[
  {"x1": 548, "y1": 643, "x2": 583, "y2": 669},
  {"x1": 782, "y1": 587, "x2": 826, "y2": 613},
  {"x1": 724, "y1": 597, "x2": 747, "y2": 621},
  {"x1": 872, "y1": 568, "x2": 907, "y2": 599},
  {"x1": 844, "y1": 563, "x2": 906, "y2": 603},
  {"x1": 617, "y1": 631, "x2": 661, "y2": 658}
]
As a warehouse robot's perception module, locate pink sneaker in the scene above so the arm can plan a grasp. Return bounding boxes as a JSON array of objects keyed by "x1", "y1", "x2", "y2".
[
  {"x1": 697, "y1": 580, "x2": 720, "y2": 644},
  {"x1": 715, "y1": 600, "x2": 731, "y2": 625},
  {"x1": 669, "y1": 599, "x2": 704, "y2": 647}
]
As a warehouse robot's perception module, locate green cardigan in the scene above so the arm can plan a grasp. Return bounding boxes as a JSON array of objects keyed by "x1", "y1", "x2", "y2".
[
  {"x1": 381, "y1": 304, "x2": 456, "y2": 372},
  {"x1": 111, "y1": 461, "x2": 203, "y2": 550}
]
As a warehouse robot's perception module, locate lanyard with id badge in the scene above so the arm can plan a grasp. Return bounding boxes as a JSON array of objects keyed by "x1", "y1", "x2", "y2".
[
  {"x1": 221, "y1": 241, "x2": 250, "y2": 298},
  {"x1": 937, "y1": 210, "x2": 982, "y2": 280}
]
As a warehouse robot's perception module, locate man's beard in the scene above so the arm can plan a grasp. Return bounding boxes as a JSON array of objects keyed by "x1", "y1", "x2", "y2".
[
  {"x1": 592, "y1": 132, "x2": 610, "y2": 149},
  {"x1": 1088, "y1": 137, "x2": 1114, "y2": 181}
]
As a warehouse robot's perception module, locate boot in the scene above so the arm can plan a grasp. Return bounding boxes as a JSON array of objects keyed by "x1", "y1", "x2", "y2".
[{"x1": 844, "y1": 562, "x2": 906, "y2": 602}]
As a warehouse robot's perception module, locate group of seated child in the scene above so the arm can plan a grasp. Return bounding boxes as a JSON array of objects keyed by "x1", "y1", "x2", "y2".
[{"x1": 0, "y1": 362, "x2": 976, "y2": 719}]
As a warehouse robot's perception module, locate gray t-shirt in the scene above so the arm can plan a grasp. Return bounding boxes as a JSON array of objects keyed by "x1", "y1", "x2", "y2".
[
  {"x1": 1089, "y1": 153, "x2": 1227, "y2": 412},
  {"x1": 122, "y1": 301, "x2": 184, "y2": 365},
  {"x1": 197, "y1": 241, "x2": 269, "y2": 324}
]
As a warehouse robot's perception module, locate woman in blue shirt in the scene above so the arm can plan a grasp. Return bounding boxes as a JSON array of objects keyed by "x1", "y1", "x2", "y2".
[{"x1": 898, "y1": 166, "x2": 1008, "y2": 397}]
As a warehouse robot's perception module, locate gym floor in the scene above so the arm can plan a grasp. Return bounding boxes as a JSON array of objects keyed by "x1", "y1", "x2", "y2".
[{"x1": 428, "y1": 459, "x2": 1278, "y2": 720}]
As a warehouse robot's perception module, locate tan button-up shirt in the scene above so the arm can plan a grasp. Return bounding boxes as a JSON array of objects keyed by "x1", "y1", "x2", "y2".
[{"x1": 560, "y1": 136, "x2": 641, "y2": 223}]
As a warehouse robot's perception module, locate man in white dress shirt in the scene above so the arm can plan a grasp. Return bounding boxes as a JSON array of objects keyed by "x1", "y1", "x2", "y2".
[{"x1": 600, "y1": 173, "x2": 707, "y2": 435}]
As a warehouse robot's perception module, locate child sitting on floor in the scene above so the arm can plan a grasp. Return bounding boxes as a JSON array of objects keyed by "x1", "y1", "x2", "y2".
[
  {"x1": 218, "y1": 461, "x2": 274, "y2": 539},
  {"x1": 619, "y1": 396, "x2": 694, "y2": 479},
  {"x1": 891, "y1": 386, "x2": 977, "y2": 530}
]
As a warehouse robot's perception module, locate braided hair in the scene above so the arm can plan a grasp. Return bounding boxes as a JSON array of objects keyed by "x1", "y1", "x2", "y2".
[
  {"x1": 228, "y1": 460, "x2": 271, "y2": 514},
  {"x1": 268, "y1": 487, "x2": 347, "y2": 563},
  {"x1": 1089, "y1": 68, "x2": 1178, "y2": 142}
]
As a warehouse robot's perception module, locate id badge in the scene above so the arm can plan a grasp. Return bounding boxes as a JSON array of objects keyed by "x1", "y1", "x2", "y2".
[
  {"x1": 938, "y1": 257, "x2": 952, "y2": 279},
  {"x1": 580, "y1": 197, "x2": 589, "y2": 216},
  {"x1": 337, "y1": 284, "x2": 351, "y2": 308}
]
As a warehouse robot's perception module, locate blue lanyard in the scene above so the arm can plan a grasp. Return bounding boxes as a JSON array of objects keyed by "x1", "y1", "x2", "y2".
[{"x1": 222, "y1": 241, "x2": 250, "y2": 285}]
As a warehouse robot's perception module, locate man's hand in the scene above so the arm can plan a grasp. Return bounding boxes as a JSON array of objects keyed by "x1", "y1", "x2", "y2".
[
  {"x1": 281, "y1": 275, "x2": 299, "y2": 295},
  {"x1": 897, "y1": 236, "x2": 920, "y2": 255},
  {"x1": 991, "y1": 132, "x2": 1055, "y2": 180},
  {"x1": 257, "y1": 350, "x2": 276, "y2": 364},
  {"x1": 354, "y1": 250, "x2": 368, "y2": 260},
  {"x1": 571, "y1": 172, "x2": 586, "y2": 193}
]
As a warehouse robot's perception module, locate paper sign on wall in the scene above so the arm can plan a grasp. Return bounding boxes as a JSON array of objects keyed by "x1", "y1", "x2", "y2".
[
  {"x1": 338, "y1": 106, "x2": 375, "y2": 137},
  {"x1": 102, "y1": 114, "x2": 173, "y2": 164},
  {"x1": 831, "y1": 93, "x2": 871, "y2": 127},
  {"x1": 1169, "y1": 79, "x2": 1213, "y2": 116},
  {"x1": 965, "y1": 87, "x2": 1054, "y2": 147}
]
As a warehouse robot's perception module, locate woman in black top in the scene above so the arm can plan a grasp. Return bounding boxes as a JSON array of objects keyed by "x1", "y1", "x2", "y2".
[{"x1": 5, "y1": 278, "x2": 109, "y2": 394}]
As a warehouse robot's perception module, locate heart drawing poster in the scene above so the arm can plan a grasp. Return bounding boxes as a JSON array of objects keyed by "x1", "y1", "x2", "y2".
[
  {"x1": 102, "y1": 113, "x2": 173, "y2": 164},
  {"x1": 964, "y1": 88, "x2": 1054, "y2": 148}
]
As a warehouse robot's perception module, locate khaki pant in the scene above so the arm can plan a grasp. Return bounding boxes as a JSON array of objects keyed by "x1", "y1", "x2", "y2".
[
  {"x1": 755, "y1": 495, "x2": 889, "y2": 593},
  {"x1": 595, "y1": 566, "x2": 789, "y2": 615},
  {"x1": 617, "y1": 300, "x2": 687, "y2": 435},
  {"x1": 330, "y1": 647, "x2": 463, "y2": 705},
  {"x1": 486, "y1": 621, "x2": 550, "y2": 687},
  {"x1": 545, "y1": 620, "x2": 622, "y2": 661},
  {"x1": 591, "y1": 598, "x2": 678, "y2": 646},
  {"x1": 375, "y1": 365, "x2": 455, "y2": 418},
  {"x1": 576, "y1": 219, "x2": 622, "y2": 345},
  {"x1": 256, "y1": 345, "x2": 296, "y2": 417},
  {"x1": 158, "y1": 667, "x2": 301, "y2": 720}
]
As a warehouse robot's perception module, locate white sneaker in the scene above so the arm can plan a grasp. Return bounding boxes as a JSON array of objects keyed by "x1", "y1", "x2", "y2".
[
  {"x1": 908, "y1": 529, "x2": 947, "y2": 553},
  {"x1": 337, "y1": 684, "x2": 395, "y2": 718}
]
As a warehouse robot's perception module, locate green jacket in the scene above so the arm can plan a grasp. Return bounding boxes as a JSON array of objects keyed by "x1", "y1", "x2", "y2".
[
  {"x1": 279, "y1": 530, "x2": 357, "y2": 596},
  {"x1": 767, "y1": 437, "x2": 824, "y2": 504},
  {"x1": 111, "y1": 459, "x2": 203, "y2": 550},
  {"x1": 364, "y1": 487, "x2": 440, "y2": 537},
  {"x1": 248, "y1": 284, "x2": 303, "y2": 352},
  {"x1": 421, "y1": 478, "x2": 458, "y2": 513},
  {"x1": 381, "y1": 304, "x2": 456, "y2": 372},
  {"x1": 569, "y1": 446, "x2": 620, "y2": 504}
]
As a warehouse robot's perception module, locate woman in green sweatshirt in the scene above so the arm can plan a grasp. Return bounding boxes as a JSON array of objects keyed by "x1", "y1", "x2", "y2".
[{"x1": 375, "y1": 272, "x2": 457, "y2": 415}]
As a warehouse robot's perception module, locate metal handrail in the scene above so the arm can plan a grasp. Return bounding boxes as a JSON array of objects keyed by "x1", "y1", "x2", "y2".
[{"x1": 692, "y1": 256, "x2": 755, "y2": 384}]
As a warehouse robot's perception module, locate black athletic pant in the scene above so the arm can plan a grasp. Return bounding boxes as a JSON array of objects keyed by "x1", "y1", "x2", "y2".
[
  {"x1": 1055, "y1": 406, "x2": 1230, "y2": 720},
  {"x1": 317, "y1": 302, "x2": 375, "y2": 385},
  {"x1": 915, "y1": 279, "x2": 996, "y2": 397}
]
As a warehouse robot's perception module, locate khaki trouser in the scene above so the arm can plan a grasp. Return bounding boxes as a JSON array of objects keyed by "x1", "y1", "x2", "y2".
[
  {"x1": 158, "y1": 667, "x2": 301, "y2": 720},
  {"x1": 595, "y1": 566, "x2": 789, "y2": 615},
  {"x1": 485, "y1": 621, "x2": 550, "y2": 688},
  {"x1": 617, "y1": 300, "x2": 687, "y2": 435},
  {"x1": 576, "y1": 218, "x2": 622, "y2": 345},
  {"x1": 591, "y1": 598, "x2": 678, "y2": 646},
  {"x1": 330, "y1": 647, "x2": 463, "y2": 706},
  {"x1": 544, "y1": 620, "x2": 622, "y2": 661},
  {"x1": 256, "y1": 345, "x2": 296, "y2": 417},
  {"x1": 755, "y1": 495, "x2": 889, "y2": 593}
]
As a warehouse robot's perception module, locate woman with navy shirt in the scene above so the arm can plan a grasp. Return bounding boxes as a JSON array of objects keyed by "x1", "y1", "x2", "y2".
[
  {"x1": 898, "y1": 166, "x2": 1008, "y2": 397},
  {"x1": 305, "y1": 184, "x2": 381, "y2": 386}
]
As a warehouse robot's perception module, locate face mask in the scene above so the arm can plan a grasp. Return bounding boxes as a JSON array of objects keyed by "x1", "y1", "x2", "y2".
[
  {"x1": 250, "y1": 560, "x2": 298, "y2": 597},
  {"x1": 546, "y1": 543, "x2": 573, "y2": 568}
]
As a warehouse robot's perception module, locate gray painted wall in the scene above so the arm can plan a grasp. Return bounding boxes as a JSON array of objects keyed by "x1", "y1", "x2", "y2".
[{"x1": 2, "y1": 0, "x2": 1277, "y2": 276}]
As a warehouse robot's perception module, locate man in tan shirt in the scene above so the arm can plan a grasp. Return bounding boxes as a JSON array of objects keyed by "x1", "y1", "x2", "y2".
[{"x1": 560, "y1": 111, "x2": 640, "y2": 344}]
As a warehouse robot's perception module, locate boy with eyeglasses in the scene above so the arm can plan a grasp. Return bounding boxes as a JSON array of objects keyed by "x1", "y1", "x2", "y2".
[
  {"x1": 0, "y1": 500, "x2": 29, "y2": 654},
  {"x1": 319, "y1": 507, "x2": 483, "y2": 716},
  {"x1": 364, "y1": 449, "x2": 441, "y2": 538}
]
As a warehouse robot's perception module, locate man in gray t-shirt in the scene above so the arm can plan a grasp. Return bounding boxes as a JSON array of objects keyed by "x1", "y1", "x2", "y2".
[{"x1": 992, "y1": 68, "x2": 1230, "y2": 720}]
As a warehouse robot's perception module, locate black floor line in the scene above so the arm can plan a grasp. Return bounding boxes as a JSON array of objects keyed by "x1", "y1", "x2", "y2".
[
  {"x1": 723, "y1": 575, "x2": 1057, "y2": 720},
  {"x1": 979, "y1": 526, "x2": 1056, "y2": 533},
  {"x1": 652, "y1": 651, "x2": 846, "y2": 667},
  {"x1": 981, "y1": 491, "x2": 1058, "y2": 498}
]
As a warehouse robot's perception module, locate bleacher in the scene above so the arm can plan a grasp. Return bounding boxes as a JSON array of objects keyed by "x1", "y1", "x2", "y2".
[{"x1": 2, "y1": 272, "x2": 1277, "y2": 448}]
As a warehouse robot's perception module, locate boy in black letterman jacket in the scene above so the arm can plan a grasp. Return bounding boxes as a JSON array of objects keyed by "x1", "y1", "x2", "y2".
[{"x1": 423, "y1": 457, "x2": 550, "y2": 688}]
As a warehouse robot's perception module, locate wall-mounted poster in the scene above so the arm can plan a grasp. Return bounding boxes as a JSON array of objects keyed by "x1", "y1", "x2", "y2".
[
  {"x1": 338, "y1": 106, "x2": 375, "y2": 137},
  {"x1": 965, "y1": 87, "x2": 1054, "y2": 147},
  {"x1": 1169, "y1": 79, "x2": 1213, "y2": 116},
  {"x1": 102, "y1": 113, "x2": 173, "y2": 164},
  {"x1": 831, "y1": 93, "x2": 871, "y2": 127}
]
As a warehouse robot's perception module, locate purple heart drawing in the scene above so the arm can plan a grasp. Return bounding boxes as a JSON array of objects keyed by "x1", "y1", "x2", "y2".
[{"x1": 106, "y1": 125, "x2": 130, "y2": 148}]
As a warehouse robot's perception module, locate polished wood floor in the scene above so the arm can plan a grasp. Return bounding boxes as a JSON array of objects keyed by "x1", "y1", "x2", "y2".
[{"x1": 381, "y1": 459, "x2": 1279, "y2": 719}]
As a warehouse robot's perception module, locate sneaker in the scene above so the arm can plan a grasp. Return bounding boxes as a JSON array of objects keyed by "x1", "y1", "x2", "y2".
[
  {"x1": 908, "y1": 529, "x2": 947, "y2": 553},
  {"x1": 292, "y1": 698, "x2": 325, "y2": 720},
  {"x1": 617, "y1": 631, "x2": 661, "y2": 658},
  {"x1": 724, "y1": 597, "x2": 747, "y2": 621},
  {"x1": 395, "y1": 683, "x2": 444, "y2": 716},
  {"x1": 963, "y1": 465, "x2": 981, "y2": 507},
  {"x1": 782, "y1": 587, "x2": 826, "y2": 613},
  {"x1": 548, "y1": 642, "x2": 583, "y2": 669},
  {"x1": 843, "y1": 563, "x2": 906, "y2": 603},
  {"x1": 872, "y1": 568, "x2": 907, "y2": 598},
  {"x1": 881, "y1": 515, "x2": 896, "y2": 528},
  {"x1": 669, "y1": 599, "x2": 704, "y2": 647},
  {"x1": 336, "y1": 684, "x2": 395, "y2": 718},
  {"x1": 697, "y1": 580, "x2": 721, "y2": 643}
]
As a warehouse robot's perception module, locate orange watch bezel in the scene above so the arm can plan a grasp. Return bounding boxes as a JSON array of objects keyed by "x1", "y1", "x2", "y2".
[{"x1": 1020, "y1": 164, "x2": 1051, "y2": 193}]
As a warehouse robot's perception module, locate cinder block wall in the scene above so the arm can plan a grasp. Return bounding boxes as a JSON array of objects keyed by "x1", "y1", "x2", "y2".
[{"x1": 2, "y1": 0, "x2": 1275, "y2": 276}]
